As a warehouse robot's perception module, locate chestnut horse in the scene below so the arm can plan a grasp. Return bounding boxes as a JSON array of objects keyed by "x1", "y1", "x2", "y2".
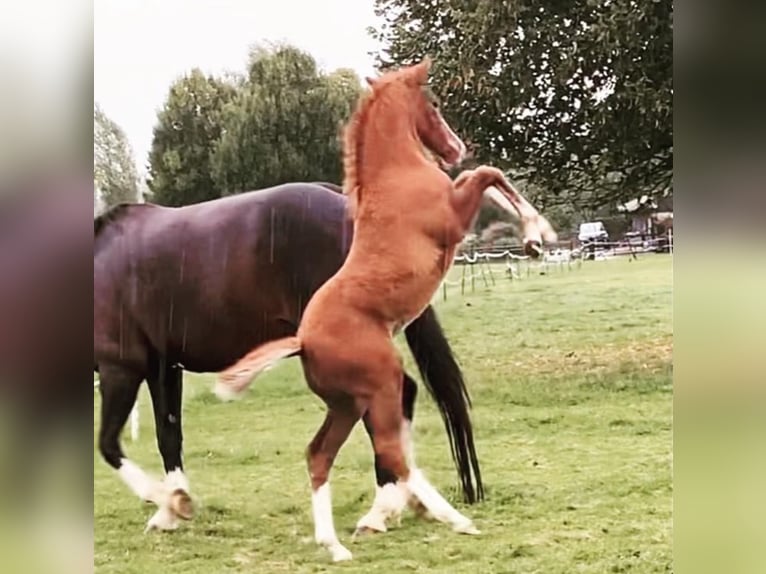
[{"x1": 216, "y1": 59, "x2": 555, "y2": 562}]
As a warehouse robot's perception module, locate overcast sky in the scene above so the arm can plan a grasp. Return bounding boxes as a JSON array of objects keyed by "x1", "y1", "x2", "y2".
[{"x1": 95, "y1": 0, "x2": 384, "y2": 175}]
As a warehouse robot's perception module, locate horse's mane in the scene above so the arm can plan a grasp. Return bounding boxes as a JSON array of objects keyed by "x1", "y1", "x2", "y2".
[
  {"x1": 94, "y1": 203, "x2": 152, "y2": 237},
  {"x1": 342, "y1": 87, "x2": 379, "y2": 217},
  {"x1": 342, "y1": 64, "x2": 428, "y2": 217}
]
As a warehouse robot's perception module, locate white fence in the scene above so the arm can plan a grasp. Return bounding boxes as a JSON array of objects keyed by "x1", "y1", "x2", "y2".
[{"x1": 440, "y1": 248, "x2": 583, "y2": 299}]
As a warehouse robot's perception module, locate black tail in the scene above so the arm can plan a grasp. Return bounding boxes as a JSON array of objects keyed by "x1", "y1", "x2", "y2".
[{"x1": 404, "y1": 306, "x2": 484, "y2": 503}]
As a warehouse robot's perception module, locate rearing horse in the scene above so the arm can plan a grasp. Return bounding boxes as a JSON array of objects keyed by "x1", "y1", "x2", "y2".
[{"x1": 217, "y1": 59, "x2": 555, "y2": 562}]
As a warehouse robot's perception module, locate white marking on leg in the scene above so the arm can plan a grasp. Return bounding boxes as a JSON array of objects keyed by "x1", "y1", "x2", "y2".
[
  {"x1": 130, "y1": 403, "x2": 140, "y2": 441},
  {"x1": 401, "y1": 420, "x2": 416, "y2": 468},
  {"x1": 118, "y1": 458, "x2": 163, "y2": 504},
  {"x1": 165, "y1": 467, "x2": 190, "y2": 493},
  {"x1": 355, "y1": 482, "x2": 410, "y2": 534},
  {"x1": 399, "y1": 421, "x2": 434, "y2": 519},
  {"x1": 406, "y1": 469, "x2": 479, "y2": 534},
  {"x1": 312, "y1": 483, "x2": 352, "y2": 562},
  {"x1": 485, "y1": 184, "x2": 557, "y2": 245}
]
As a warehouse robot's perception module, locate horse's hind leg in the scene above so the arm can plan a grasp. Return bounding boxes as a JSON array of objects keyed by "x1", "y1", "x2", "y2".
[
  {"x1": 98, "y1": 364, "x2": 165, "y2": 512},
  {"x1": 400, "y1": 373, "x2": 418, "y2": 470},
  {"x1": 363, "y1": 382, "x2": 479, "y2": 536},
  {"x1": 401, "y1": 375, "x2": 434, "y2": 519},
  {"x1": 145, "y1": 360, "x2": 193, "y2": 531},
  {"x1": 357, "y1": 373, "x2": 427, "y2": 534},
  {"x1": 307, "y1": 403, "x2": 362, "y2": 562}
]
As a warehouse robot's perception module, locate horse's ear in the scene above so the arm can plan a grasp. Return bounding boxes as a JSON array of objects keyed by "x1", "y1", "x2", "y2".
[
  {"x1": 365, "y1": 76, "x2": 378, "y2": 88},
  {"x1": 413, "y1": 57, "x2": 432, "y2": 83}
]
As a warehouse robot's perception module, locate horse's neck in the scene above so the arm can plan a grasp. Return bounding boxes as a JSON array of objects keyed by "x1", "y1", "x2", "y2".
[{"x1": 359, "y1": 103, "x2": 422, "y2": 188}]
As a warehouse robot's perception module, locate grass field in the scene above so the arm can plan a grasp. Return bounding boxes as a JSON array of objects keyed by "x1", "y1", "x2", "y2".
[{"x1": 94, "y1": 254, "x2": 673, "y2": 574}]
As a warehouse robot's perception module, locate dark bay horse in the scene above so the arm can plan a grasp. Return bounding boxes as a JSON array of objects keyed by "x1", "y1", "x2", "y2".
[{"x1": 94, "y1": 181, "x2": 482, "y2": 532}]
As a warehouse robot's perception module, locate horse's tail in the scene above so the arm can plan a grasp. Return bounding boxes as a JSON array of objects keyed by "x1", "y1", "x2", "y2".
[
  {"x1": 404, "y1": 306, "x2": 484, "y2": 503},
  {"x1": 214, "y1": 336, "x2": 302, "y2": 401}
]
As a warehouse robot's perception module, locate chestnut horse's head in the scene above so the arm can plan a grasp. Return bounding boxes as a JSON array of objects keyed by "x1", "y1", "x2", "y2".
[{"x1": 367, "y1": 58, "x2": 466, "y2": 169}]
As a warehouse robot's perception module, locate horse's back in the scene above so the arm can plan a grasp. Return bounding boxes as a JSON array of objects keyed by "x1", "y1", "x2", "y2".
[{"x1": 94, "y1": 182, "x2": 352, "y2": 373}]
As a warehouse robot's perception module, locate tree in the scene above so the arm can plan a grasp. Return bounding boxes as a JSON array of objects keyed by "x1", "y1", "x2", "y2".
[
  {"x1": 370, "y1": 0, "x2": 673, "y2": 208},
  {"x1": 148, "y1": 69, "x2": 236, "y2": 206},
  {"x1": 211, "y1": 44, "x2": 362, "y2": 195},
  {"x1": 94, "y1": 104, "x2": 139, "y2": 209}
]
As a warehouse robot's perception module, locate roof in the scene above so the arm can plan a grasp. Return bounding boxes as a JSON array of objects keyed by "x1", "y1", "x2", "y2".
[{"x1": 617, "y1": 195, "x2": 657, "y2": 213}]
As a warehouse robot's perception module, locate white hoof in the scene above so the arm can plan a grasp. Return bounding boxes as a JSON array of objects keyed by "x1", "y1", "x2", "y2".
[
  {"x1": 144, "y1": 506, "x2": 179, "y2": 532},
  {"x1": 453, "y1": 520, "x2": 481, "y2": 535},
  {"x1": 353, "y1": 512, "x2": 388, "y2": 538},
  {"x1": 329, "y1": 544, "x2": 353, "y2": 562}
]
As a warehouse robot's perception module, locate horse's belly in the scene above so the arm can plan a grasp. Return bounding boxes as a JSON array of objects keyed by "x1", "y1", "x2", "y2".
[{"x1": 388, "y1": 248, "x2": 456, "y2": 334}]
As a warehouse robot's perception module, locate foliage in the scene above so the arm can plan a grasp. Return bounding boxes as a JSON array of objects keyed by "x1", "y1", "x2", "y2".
[
  {"x1": 147, "y1": 46, "x2": 362, "y2": 206},
  {"x1": 370, "y1": 0, "x2": 673, "y2": 208},
  {"x1": 94, "y1": 104, "x2": 139, "y2": 209},
  {"x1": 147, "y1": 69, "x2": 237, "y2": 206},
  {"x1": 94, "y1": 255, "x2": 672, "y2": 573},
  {"x1": 211, "y1": 45, "x2": 362, "y2": 195}
]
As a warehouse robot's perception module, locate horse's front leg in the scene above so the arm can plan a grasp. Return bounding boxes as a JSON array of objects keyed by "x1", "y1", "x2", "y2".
[
  {"x1": 145, "y1": 360, "x2": 193, "y2": 531},
  {"x1": 452, "y1": 166, "x2": 557, "y2": 255}
]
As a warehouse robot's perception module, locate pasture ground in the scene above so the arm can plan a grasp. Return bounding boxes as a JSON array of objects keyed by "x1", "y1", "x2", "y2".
[{"x1": 94, "y1": 254, "x2": 672, "y2": 573}]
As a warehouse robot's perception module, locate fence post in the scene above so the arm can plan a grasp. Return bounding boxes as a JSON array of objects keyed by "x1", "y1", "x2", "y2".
[
  {"x1": 479, "y1": 256, "x2": 489, "y2": 288},
  {"x1": 486, "y1": 257, "x2": 496, "y2": 285}
]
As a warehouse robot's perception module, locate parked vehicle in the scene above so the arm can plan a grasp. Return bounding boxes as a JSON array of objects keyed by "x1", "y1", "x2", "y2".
[
  {"x1": 578, "y1": 221, "x2": 609, "y2": 243},
  {"x1": 578, "y1": 221, "x2": 609, "y2": 260}
]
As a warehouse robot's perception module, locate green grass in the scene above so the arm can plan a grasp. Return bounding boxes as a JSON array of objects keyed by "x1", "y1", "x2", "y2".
[{"x1": 94, "y1": 254, "x2": 673, "y2": 573}]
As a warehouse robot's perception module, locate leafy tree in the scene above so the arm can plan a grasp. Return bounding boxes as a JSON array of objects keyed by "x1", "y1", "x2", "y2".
[
  {"x1": 370, "y1": 0, "x2": 673, "y2": 208},
  {"x1": 211, "y1": 44, "x2": 362, "y2": 195},
  {"x1": 148, "y1": 69, "x2": 236, "y2": 206},
  {"x1": 94, "y1": 104, "x2": 139, "y2": 209}
]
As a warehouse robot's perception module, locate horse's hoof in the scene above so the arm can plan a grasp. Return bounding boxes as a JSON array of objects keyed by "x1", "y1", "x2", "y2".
[
  {"x1": 352, "y1": 513, "x2": 387, "y2": 540},
  {"x1": 330, "y1": 544, "x2": 353, "y2": 562},
  {"x1": 170, "y1": 489, "x2": 194, "y2": 520},
  {"x1": 524, "y1": 240, "x2": 543, "y2": 259},
  {"x1": 454, "y1": 521, "x2": 481, "y2": 535},
  {"x1": 144, "y1": 507, "x2": 179, "y2": 533}
]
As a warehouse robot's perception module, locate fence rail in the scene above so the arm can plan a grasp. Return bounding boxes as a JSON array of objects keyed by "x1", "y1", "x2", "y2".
[{"x1": 442, "y1": 231, "x2": 673, "y2": 301}]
